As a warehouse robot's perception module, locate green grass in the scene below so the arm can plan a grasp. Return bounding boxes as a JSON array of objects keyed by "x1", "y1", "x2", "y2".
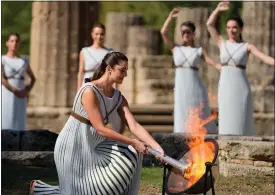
[{"x1": 141, "y1": 167, "x2": 163, "y2": 186}]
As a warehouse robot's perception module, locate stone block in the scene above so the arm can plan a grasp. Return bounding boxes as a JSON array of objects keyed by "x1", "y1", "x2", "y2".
[
  {"x1": 1, "y1": 130, "x2": 58, "y2": 151},
  {"x1": 254, "y1": 113, "x2": 274, "y2": 136},
  {"x1": 219, "y1": 161, "x2": 274, "y2": 177},
  {"x1": 105, "y1": 12, "x2": 144, "y2": 54},
  {"x1": 1, "y1": 151, "x2": 55, "y2": 166},
  {"x1": 1, "y1": 131, "x2": 20, "y2": 151},
  {"x1": 252, "y1": 86, "x2": 274, "y2": 113},
  {"x1": 217, "y1": 140, "x2": 274, "y2": 162},
  {"x1": 127, "y1": 26, "x2": 162, "y2": 55},
  {"x1": 254, "y1": 161, "x2": 273, "y2": 167}
]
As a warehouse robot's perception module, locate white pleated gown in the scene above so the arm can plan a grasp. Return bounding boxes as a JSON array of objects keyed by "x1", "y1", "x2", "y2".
[
  {"x1": 1, "y1": 56, "x2": 28, "y2": 130},
  {"x1": 32, "y1": 83, "x2": 143, "y2": 195},
  {"x1": 173, "y1": 46, "x2": 217, "y2": 134},
  {"x1": 218, "y1": 41, "x2": 256, "y2": 135}
]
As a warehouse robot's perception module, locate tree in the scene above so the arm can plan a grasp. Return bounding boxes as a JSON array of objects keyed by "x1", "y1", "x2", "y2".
[{"x1": 1, "y1": 2, "x2": 32, "y2": 55}]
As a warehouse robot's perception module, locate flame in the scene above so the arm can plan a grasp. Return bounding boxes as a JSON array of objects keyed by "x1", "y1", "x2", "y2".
[{"x1": 183, "y1": 103, "x2": 218, "y2": 188}]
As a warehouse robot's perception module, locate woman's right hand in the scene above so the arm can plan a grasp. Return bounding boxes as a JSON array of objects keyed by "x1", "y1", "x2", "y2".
[
  {"x1": 216, "y1": 1, "x2": 230, "y2": 11},
  {"x1": 169, "y1": 8, "x2": 181, "y2": 18},
  {"x1": 131, "y1": 139, "x2": 146, "y2": 153}
]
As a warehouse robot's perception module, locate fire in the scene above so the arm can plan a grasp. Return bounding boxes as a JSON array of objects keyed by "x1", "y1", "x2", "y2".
[{"x1": 183, "y1": 103, "x2": 218, "y2": 188}]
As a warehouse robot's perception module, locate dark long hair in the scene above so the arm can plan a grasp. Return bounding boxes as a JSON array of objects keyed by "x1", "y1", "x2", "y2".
[
  {"x1": 85, "y1": 52, "x2": 128, "y2": 83},
  {"x1": 180, "y1": 21, "x2": 196, "y2": 46},
  {"x1": 91, "y1": 23, "x2": 106, "y2": 33},
  {"x1": 227, "y1": 16, "x2": 244, "y2": 41},
  {"x1": 7, "y1": 32, "x2": 20, "y2": 41}
]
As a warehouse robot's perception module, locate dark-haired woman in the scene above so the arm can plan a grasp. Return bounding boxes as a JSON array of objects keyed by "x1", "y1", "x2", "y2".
[
  {"x1": 1, "y1": 33, "x2": 36, "y2": 130},
  {"x1": 207, "y1": 1, "x2": 274, "y2": 135},
  {"x1": 161, "y1": 8, "x2": 220, "y2": 134},
  {"x1": 77, "y1": 23, "x2": 113, "y2": 90},
  {"x1": 30, "y1": 52, "x2": 165, "y2": 195}
]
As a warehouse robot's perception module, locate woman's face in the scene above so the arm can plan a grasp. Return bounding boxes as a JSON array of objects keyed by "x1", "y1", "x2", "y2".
[
  {"x1": 91, "y1": 27, "x2": 105, "y2": 45},
  {"x1": 108, "y1": 60, "x2": 128, "y2": 84},
  {"x1": 6, "y1": 35, "x2": 20, "y2": 52},
  {"x1": 181, "y1": 26, "x2": 195, "y2": 42},
  {"x1": 226, "y1": 20, "x2": 242, "y2": 40}
]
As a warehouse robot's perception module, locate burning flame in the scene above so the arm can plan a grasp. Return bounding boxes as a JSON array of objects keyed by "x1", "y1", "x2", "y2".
[{"x1": 183, "y1": 103, "x2": 218, "y2": 188}]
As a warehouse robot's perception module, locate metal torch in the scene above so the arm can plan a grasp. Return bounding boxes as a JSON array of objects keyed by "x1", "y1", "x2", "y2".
[{"x1": 146, "y1": 147, "x2": 192, "y2": 176}]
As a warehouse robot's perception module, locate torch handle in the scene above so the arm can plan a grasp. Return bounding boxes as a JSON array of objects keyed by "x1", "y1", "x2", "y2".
[{"x1": 146, "y1": 147, "x2": 191, "y2": 172}]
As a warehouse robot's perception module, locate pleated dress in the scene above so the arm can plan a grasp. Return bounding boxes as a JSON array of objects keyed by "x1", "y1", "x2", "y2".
[
  {"x1": 218, "y1": 41, "x2": 256, "y2": 135},
  {"x1": 1, "y1": 56, "x2": 28, "y2": 130},
  {"x1": 32, "y1": 82, "x2": 143, "y2": 195}
]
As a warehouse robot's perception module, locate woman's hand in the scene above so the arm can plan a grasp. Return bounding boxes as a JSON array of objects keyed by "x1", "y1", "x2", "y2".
[
  {"x1": 148, "y1": 143, "x2": 167, "y2": 165},
  {"x1": 131, "y1": 139, "x2": 147, "y2": 153},
  {"x1": 150, "y1": 144, "x2": 165, "y2": 156},
  {"x1": 13, "y1": 88, "x2": 28, "y2": 98},
  {"x1": 216, "y1": 1, "x2": 230, "y2": 12},
  {"x1": 169, "y1": 8, "x2": 181, "y2": 19}
]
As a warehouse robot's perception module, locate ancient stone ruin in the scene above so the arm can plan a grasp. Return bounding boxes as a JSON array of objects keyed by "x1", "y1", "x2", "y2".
[{"x1": 26, "y1": 2, "x2": 274, "y2": 136}]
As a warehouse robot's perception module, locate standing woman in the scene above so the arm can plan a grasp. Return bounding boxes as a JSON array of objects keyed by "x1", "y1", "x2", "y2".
[
  {"x1": 30, "y1": 52, "x2": 165, "y2": 195},
  {"x1": 1, "y1": 33, "x2": 36, "y2": 130},
  {"x1": 206, "y1": 1, "x2": 274, "y2": 135},
  {"x1": 77, "y1": 23, "x2": 113, "y2": 90},
  {"x1": 161, "y1": 8, "x2": 220, "y2": 134}
]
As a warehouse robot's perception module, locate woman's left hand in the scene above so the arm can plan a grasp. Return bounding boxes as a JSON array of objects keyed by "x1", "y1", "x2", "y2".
[{"x1": 148, "y1": 144, "x2": 167, "y2": 164}]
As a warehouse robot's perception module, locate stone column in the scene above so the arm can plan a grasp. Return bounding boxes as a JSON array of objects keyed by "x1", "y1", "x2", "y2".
[
  {"x1": 28, "y1": 2, "x2": 99, "y2": 132},
  {"x1": 242, "y1": 2, "x2": 275, "y2": 136},
  {"x1": 126, "y1": 26, "x2": 162, "y2": 55},
  {"x1": 242, "y1": 2, "x2": 275, "y2": 86},
  {"x1": 105, "y1": 12, "x2": 144, "y2": 54}
]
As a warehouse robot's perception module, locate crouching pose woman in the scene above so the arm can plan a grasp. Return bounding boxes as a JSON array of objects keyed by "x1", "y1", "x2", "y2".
[{"x1": 30, "y1": 52, "x2": 164, "y2": 195}]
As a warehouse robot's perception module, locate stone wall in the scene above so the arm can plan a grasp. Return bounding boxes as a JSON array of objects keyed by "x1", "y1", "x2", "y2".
[
  {"x1": 2, "y1": 131, "x2": 274, "y2": 178},
  {"x1": 218, "y1": 137, "x2": 274, "y2": 177}
]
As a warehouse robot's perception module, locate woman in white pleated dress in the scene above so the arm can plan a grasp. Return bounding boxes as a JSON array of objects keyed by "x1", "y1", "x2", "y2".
[
  {"x1": 77, "y1": 23, "x2": 113, "y2": 90},
  {"x1": 30, "y1": 52, "x2": 165, "y2": 195},
  {"x1": 1, "y1": 33, "x2": 36, "y2": 130},
  {"x1": 161, "y1": 8, "x2": 221, "y2": 134},
  {"x1": 207, "y1": 1, "x2": 274, "y2": 135}
]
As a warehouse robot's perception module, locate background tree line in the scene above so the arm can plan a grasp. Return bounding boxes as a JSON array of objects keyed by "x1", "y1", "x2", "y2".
[{"x1": 1, "y1": 1, "x2": 242, "y2": 55}]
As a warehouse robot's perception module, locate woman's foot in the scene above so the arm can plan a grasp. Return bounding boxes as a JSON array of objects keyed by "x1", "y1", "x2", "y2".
[{"x1": 29, "y1": 180, "x2": 36, "y2": 195}]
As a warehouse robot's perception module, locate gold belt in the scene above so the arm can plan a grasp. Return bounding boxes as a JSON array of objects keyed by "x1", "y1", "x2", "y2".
[
  {"x1": 222, "y1": 64, "x2": 246, "y2": 70},
  {"x1": 71, "y1": 111, "x2": 112, "y2": 128},
  {"x1": 175, "y1": 65, "x2": 199, "y2": 71},
  {"x1": 71, "y1": 111, "x2": 91, "y2": 125},
  {"x1": 6, "y1": 75, "x2": 25, "y2": 80}
]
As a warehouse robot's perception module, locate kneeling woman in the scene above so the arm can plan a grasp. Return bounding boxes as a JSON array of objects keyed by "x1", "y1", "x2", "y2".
[{"x1": 30, "y1": 52, "x2": 164, "y2": 195}]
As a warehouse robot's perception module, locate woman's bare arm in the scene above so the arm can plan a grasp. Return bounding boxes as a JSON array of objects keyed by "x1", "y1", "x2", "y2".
[
  {"x1": 206, "y1": 1, "x2": 230, "y2": 47},
  {"x1": 248, "y1": 44, "x2": 274, "y2": 66},
  {"x1": 118, "y1": 96, "x2": 164, "y2": 154},
  {"x1": 160, "y1": 8, "x2": 180, "y2": 52},
  {"x1": 201, "y1": 48, "x2": 222, "y2": 70}
]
